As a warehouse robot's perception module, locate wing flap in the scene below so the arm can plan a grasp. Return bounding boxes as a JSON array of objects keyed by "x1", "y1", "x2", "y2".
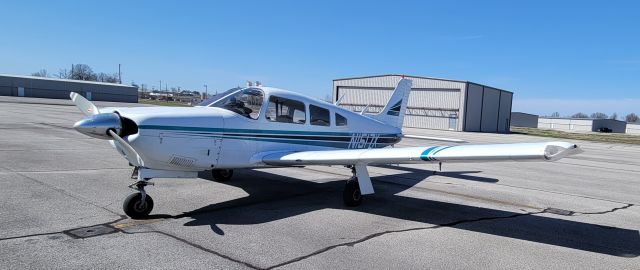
[{"x1": 262, "y1": 142, "x2": 581, "y2": 166}]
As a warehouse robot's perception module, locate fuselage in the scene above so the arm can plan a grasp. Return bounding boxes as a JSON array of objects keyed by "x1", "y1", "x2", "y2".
[{"x1": 105, "y1": 87, "x2": 402, "y2": 171}]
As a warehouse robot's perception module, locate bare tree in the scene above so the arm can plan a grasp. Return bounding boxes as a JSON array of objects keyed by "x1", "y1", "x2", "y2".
[
  {"x1": 550, "y1": 112, "x2": 560, "y2": 117},
  {"x1": 70, "y1": 64, "x2": 97, "y2": 81},
  {"x1": 590, "y1": 112, "x2": 608, "y2": 119},
  {"x1": 610, "y1": 113, "x2": 618, "y2": 120},
  {"x1": 572, "y1": 112, "x2": 589, "y2": 118},
  {"x1": 31, "y1": 69, "x2": 49, "y2": 77},
  {"x1": 55, "y1": 69, "x2": 70, "y2": 79},
  {"x1": 626, "y1": 113, "x2": 639, "y2": 123},
  {"x1": 96, "y1": 72, "x2": 119, "y2": 83}
]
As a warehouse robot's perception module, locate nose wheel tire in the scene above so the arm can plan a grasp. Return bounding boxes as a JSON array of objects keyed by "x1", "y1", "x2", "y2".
[
  {"x1": 212, "y1": 169, "x2": 234, "y2": 182},
  {"x1": 123, "y1": 193, "x2": 154, "y2": 219},
  {"x1": 343, "y1": 179, "x2": 362, "y2": 207}
]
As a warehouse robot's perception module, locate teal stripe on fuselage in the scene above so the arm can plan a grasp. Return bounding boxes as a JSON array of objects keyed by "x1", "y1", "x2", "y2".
[
  {"x1": 139, "y1": 124, "x2": 397, "y2": 137},
  {"x1": 138, "y1": 125, "x2": 397, "y2": 149}
]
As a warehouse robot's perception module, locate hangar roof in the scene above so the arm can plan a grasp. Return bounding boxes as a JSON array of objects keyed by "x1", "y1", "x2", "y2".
[
  {"x1": 333, "y1": 74, "x2": 512, "y2": 94},
  {"x1": 0, "y1": 73, "x2": 135, "y2": 88}
]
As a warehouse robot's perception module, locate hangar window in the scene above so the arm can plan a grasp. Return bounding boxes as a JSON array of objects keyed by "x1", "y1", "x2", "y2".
[
  {"x1": 310, "y1": 105, "x2": 330, "y2": 126},
  {"x1": 266, "y1": 96, "x2": 306, "y2": 124},
  {"x1": 336, "y1": 113, "x2": 348, "y2": 126},
  {"x1": 211, "y1": 88, "x2": 264, "y2": 120}
]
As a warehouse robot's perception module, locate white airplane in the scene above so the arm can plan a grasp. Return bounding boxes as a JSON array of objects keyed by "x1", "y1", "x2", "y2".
[{"x1": 69, "y1": 79, "x2": 582, "y2": 219}]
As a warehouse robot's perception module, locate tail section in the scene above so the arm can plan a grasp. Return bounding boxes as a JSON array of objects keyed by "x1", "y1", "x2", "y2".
[{"x1": 371, "y1": 78, "x2": 412, "y2": 128}]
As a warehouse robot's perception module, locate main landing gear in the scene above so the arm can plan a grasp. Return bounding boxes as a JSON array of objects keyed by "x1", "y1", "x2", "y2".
[
  {"x1": 212, "y1": 169, "x2": 233, "y2": 182},
  {"x1": 343, "y1": 177, "x2": 362, "y2": 206},
  {"x1": 342, "y1": 164, "x2": 374, "y2": 207}
]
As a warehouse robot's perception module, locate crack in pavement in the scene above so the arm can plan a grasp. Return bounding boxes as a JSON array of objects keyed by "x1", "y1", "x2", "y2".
[
  {"x1": 121, "y1": 230, "x2": 263, "y2": 269},
  {"x1": 265, "y1": 203, "x2": 636, "y2": 269},
  {"x1": 266, "y1": 210, "x2": 544, "y2": 269},
  {"x1": 570, "y1": 203, "x2": 634, "y2": 216},
  {"x1": 15, "y1": 172, "x2": 123, "y2": 216}
]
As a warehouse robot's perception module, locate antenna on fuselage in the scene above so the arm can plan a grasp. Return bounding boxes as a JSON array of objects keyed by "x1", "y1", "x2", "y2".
[
  {"x1": 334, "y1": 93, "x2": 346, "y2": 106},
  {"x1": 360, "y1": 104, "x2": 371, "y2": 115}
]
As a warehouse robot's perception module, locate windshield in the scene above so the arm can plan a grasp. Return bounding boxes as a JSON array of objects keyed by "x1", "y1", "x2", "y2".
[
  {"x1": 197, "y1": 87, "x2": 243, "y2": 107},
  {"x1": 211, "y1": 88, "x2": 264, "y2": 119}
]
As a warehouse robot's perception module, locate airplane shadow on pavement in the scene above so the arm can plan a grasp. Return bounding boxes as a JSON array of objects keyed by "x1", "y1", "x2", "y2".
[{"x1": 176, "y1": 167, "x2": 639, "y2": 258}]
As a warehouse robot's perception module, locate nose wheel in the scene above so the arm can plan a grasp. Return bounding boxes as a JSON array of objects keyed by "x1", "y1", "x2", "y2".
[{"x1": 123, "y1": 180, "x2": 154, "y2": 219}]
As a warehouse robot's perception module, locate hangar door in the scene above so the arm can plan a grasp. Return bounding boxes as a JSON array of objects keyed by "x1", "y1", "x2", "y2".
[{"x1": 337, "y1": 86, "x2": 461, "y2": 130}]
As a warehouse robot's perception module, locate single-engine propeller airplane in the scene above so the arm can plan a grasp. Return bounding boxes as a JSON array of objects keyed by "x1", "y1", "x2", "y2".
[{"x1": 70, "y1": 78, "x2": 582, "y2": 219}]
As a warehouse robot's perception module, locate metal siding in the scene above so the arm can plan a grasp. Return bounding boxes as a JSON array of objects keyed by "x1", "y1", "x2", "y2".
[
  {"x1": 538, "y1": 118, "x2": 593, "y2": 131},
  {"x1": 511, "y1": 112, "x2": 538, "y2": 128},
  {"x1": 481, "y1": 87, "x2": 500, "y2": 132},
  {"x1": 464, "y1": 83, "x2": 483, "y2": 131},
  {"x1": 333, "y1": 75, "x2": 511, "y2": 132},
  {"x1": 497, "y1": 91, "x2": 512, "y2": 133},
  {"x1": 0, "y1": 75, "x2": 138, "y2": 102},
  {"x1": 591, "y1": 119, "x2": 627, "y2": 133},
  {"x1": 0, "y1": 86, "x2": 11, "y2": 96},
  {"x1": 626, "y1": 123, "x2": 640, "y2": 134}
]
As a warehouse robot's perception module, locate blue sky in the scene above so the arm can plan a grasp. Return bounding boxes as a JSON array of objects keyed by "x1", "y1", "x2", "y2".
[{"x1": 1, "y1": 1, "x2": 638, "y2": 116}]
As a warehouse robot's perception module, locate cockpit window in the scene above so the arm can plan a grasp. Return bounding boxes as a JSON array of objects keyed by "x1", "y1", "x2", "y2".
[
  {"x1": 266, "y1": 96, "x2": 306, "y2": 124},
  {"x1": 211, "y1": 88, "x2": 264, "y2": 119},
  {"x1": 198, "y1": 87, "x2": 242, "y2": 106}
]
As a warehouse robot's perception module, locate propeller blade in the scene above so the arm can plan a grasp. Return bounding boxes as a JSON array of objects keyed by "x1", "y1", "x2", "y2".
[
  {"x1": 108, "y1": 129, "x2": 144, "y2": 167},
  {"x1": 403, "y1": 134, "x2": 467, "y2": 143},
  {"x1": 70, "y1": 92, "x2": 99, "y2": 116}
]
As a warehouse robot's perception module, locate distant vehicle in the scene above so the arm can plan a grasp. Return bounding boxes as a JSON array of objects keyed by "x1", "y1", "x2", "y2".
[{"x1": 69, "y1": 79, "x2": 582, "y2": 218}]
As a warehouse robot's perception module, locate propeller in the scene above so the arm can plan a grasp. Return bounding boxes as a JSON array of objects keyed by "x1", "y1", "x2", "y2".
[
  {"x1": 70, "y1": 92, "x2": 99, "y2": 116},
  {"x1": 69, "y1": 92, "x2": 144, "y2": 167}
]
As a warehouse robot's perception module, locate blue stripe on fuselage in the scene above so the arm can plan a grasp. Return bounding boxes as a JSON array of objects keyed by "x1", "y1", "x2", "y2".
[{"x1": 138, "y1": 125, "x2": 400, "y2": 149}]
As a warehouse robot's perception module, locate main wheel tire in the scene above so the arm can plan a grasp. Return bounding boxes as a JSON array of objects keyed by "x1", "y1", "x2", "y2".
[
  {"x1": 343, "y1": 179, "x2": 362, "y2": 207},
  {"x1": 212, "y1": 169, "x2": 233, "y2": 182},
  {"x1": 123, "y1": 193, "x2": 154, "y2": 219}
]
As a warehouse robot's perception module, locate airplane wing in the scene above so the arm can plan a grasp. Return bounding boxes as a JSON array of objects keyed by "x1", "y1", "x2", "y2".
[{"x1": 261, "y1": 142, "x2": 581, "y2": 166}]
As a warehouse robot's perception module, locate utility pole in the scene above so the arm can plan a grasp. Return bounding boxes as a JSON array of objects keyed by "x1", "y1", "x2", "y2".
[{"x1": 118, "y1": 64, "x2": 122, "y2": 84}]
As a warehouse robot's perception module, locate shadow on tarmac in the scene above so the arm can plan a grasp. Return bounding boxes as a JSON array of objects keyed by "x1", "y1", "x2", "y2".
[{"x1": 173, "y1": 168, "x2": 639, "y2": 258}]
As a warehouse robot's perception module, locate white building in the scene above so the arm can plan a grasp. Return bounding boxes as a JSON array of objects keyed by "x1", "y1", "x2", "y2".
[
  {"x1": 332, "y1": 75, "x2": 513, "y2": 133},
  {"x1": 626, "y1": 123, "x2": 640, "y2": 135},
  {"x1": 538, "y1": 117, "x2": 627, "y2": 133}
]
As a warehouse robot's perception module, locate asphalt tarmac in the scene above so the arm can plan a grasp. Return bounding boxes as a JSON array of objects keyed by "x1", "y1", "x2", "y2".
[{"x1": 1, "y1": 96, "x2": 639, "y2": 269}]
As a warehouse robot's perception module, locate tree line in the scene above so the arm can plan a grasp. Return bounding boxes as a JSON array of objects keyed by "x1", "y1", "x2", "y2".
[
  {"x1": 548, "y1": 111, "x2": 639, "y2": 123},
  {"x1": 32, "y1": 64, "x2": 120, "y2": 83}
]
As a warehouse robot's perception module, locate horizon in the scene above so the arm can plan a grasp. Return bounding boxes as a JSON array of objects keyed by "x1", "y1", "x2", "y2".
[{"x1": 1, "y1": 0, "x2": 638, "y2": 117}]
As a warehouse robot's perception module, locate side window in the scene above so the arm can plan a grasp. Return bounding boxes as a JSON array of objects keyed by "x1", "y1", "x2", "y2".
[
  {"x1": 266, "y1": 96, "x2": 306, "y2": 124},
  {"x1": 336, "y1": 113, "x2": 348, "y2": 126},
  {"x1": 310, "y1": 105, "x2": 330, "y2": 126}
]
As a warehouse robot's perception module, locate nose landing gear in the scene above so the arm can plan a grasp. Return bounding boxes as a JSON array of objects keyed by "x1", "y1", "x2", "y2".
[{"x1": 123, "y1": 179, "x2": 154, "y2": 219}]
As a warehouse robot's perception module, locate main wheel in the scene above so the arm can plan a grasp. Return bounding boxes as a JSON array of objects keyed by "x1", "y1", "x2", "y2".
[
  {"x1": 212, "y1": 169, "x2": 233, "y2": 182},
  {"x1": 343, "y1": 179, "x2": 362, "y2": 206},
  {"x1": 123, "y1": 193, "x2": 154, "y2": 219}
]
